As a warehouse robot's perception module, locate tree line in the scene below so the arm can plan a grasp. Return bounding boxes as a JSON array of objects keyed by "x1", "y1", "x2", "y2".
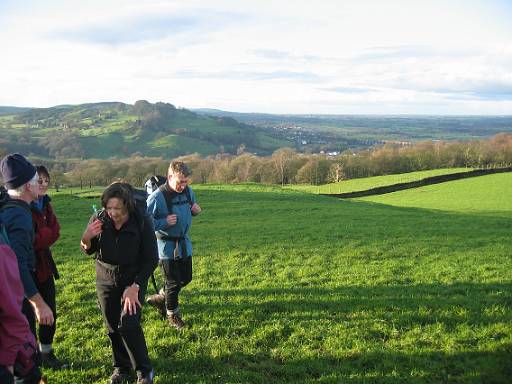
[{"x1": 2, "y1": 133, "x2": 512, "y2": 189}]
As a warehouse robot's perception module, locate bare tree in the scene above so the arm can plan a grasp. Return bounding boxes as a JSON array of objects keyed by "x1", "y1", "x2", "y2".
[{"x1": 271, "y1": 148, "x2": 296, "y2": 185}]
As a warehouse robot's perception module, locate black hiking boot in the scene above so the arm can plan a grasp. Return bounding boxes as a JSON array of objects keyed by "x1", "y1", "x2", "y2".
[
  {"x1": 137, "y1": 369, "x2": 155, "y2": 384},
  {"x1": 109, "y1": 368, "x2": 131, "y2": 384},
  {"x1": 146, "y1": 293, "x2": 166, "y2": 317},
  {"x1": 167, "y1": 312, "x2": 185, "y2": 330},
  {"x1": 41, "y1": 350, "x2": 68, "y2": 369}
]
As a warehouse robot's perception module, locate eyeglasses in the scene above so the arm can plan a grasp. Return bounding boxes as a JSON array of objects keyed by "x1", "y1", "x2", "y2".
[{"x1": 37, "y1": 179, "x2": 50, "y2": 185}]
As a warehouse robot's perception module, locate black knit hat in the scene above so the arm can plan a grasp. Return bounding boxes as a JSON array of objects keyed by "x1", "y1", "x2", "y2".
[{"x1": 0, "y1": 153, "x2": 37, "y2": 190}]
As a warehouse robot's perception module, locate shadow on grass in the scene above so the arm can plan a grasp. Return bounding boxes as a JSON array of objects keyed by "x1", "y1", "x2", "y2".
[
  {"x1": 151, "y1": 345, "x2": 512, "y2": 384},
  {"x1": 188, "y1": 283, "x2": 512, "y2": 327},
  {"x1": 144, "y1": 282, "x2": 512, "y2": 383}
]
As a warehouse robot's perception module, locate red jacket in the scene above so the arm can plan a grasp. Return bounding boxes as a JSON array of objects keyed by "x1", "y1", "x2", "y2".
[
  {"x1": 0, "y1": 243, "x2": 37, "y2": 366},
  {"x1": 31, "y1": 195, "x2": 60, "y2": 283}
]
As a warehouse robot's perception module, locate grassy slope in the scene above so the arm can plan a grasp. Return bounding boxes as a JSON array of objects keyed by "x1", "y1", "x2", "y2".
[
  {"x1": 288, "y1": 168, "x2": 474, "y2": 194},
  {"x1": 357, "y1": 172, "x2": 512, "y2": 214},
  {"x1": 44, "y1": 179, "x2": 511, "y2": 383}
]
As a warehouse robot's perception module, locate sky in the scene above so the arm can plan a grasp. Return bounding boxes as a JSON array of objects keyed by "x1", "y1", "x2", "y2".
[{"x1": 1, "y1": 0, "x2": 512, "y2": 115}]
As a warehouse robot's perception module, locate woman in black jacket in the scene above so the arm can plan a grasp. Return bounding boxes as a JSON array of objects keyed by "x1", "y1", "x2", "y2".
[{"x1": 80, "y1": 182, "x2": 158, "y2": 384}]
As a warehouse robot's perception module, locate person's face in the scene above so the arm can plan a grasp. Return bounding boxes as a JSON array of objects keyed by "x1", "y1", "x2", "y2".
[
  {"x1": 105, "y1": 197, "x2": 128, "y2": 225},
  {"x1": 37, "y1": 173, "x2": 50, "y2": 197},
  {"x1": 26, "y1": 175, "x2": 40, "y2": 202},
  {"x1": 168, "y1": 172, "x2": 189, "y2": 193}
]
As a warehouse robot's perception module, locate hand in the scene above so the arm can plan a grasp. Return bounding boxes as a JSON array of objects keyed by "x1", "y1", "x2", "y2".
[
  {"x1": 166, "y1": 214, "x2": 177, "y2": 226},
  {"x1": 82, "y1": 219, "x2": 103, "y2": 242},
  {"x1": 28, "y1": 294, "x2": 54, "y2": 326},
  {"x1": 7, "y1": 365, "x2": 13, "y2": 374},
  {"x1": 191, "y1": 203, "x2": 201, "y2": 216},
  {"x1": 122, "y1": 284, "x2": 141, "y2": 315}
]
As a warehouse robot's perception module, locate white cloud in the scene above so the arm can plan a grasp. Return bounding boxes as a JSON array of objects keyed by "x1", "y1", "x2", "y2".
[{"x1": 0, "y1": 0, "x2": 511, "y2": 113}]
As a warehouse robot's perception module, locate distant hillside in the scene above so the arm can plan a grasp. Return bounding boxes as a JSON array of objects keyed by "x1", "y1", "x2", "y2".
[
  {"x1": 0, "y1": 106, "x2": 32, "y2": 115},
  {"x1": 194, "y1": 109, "x2": 512, "y2": 143},
  {"x1": 0, "y1": 101, "x2": 292, "y2": 159}
]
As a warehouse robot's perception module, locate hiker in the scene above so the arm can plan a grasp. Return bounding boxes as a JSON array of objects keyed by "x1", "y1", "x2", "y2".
[
  {"x1": 146, "y1": 160, "x2": 201, "y2": 329},
  {"x1": 30, "y1": 165, "x2": 66, "y2": 369},
  {"x1": 0, "y1": 228, "x2": 44, "y2": 384},
  {"x1": 0, "y1": 153, "x2": 49, "y2": 384},
  {"x1": 80, "y1": 182, "x2": 158, "y2": 384}
]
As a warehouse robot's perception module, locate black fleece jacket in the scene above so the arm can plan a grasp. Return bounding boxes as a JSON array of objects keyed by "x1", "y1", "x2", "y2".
[{"x1": 83, "y1": 212, "x2": 158, "y2": 287}]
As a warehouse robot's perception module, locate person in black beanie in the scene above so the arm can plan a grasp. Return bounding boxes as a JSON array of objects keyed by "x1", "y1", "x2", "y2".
[{"x1": 0, "y1": 153, "x2": 48, "y2": 384}]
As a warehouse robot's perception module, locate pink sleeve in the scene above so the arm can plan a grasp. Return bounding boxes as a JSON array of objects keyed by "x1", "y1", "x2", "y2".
[{"x1": 0, "y1": 244, "x2": 36, "y2": 366}]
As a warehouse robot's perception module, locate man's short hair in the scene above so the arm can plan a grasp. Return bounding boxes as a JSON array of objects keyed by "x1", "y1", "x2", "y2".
[
  {"x1": 7, "y1": 173, "x2": 38, "y2": 197},
  {"x1": 168, "y1": 161, "x2": 191, "y2": 177}
]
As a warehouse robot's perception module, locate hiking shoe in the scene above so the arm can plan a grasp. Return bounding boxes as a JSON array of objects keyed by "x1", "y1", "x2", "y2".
[
  {"x1": 41, "y1": 350, "x2": 68, "y2": 369},
  {"x1": 109, "y1": 368, "x2": 131, "y2": 384},
  {"x1": 146, "y1": 293, "x2": 166, "y2": 317},
  {"x1": 167, "y1": 313, "x2": 185, "y2": 330},
  {"x1": 137, "y1": 369, "x2": 155, "y2": 384}
]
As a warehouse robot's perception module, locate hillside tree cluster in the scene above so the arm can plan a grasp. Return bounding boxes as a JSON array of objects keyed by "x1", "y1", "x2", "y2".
[{"x1": 1, "y1": 134, "x2": 512, "y2": 188}]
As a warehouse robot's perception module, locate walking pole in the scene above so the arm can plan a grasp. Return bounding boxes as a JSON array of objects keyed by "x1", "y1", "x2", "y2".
[{"x1": 150, "y1": 272, "x2": 159, "y2": 294}]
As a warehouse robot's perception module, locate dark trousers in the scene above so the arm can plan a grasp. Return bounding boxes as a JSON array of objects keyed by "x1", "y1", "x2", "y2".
[
  {"x1": 1, "y1": 366, "x2": 14, "y2": 384},
  {"x1": 21, "y1": 271, "x2": 38, "y2": 339},
  {"x1": 17, "y1": 300, "x2": 41, "y2": 384},
  {"x1": 160, "y1": 257, "x2": 192, "y2": 311},
  {"x1": 21, "y1": 299, "x2": 36, "y2": 339},
  {"x1": 95, "y1": 261, "x2": 152, "y2": 375},
  {"x1": 35, "y1": 277, "x2": 56, "y2": 345},
  {"x1": 13, "y1": 365, "x2": 41, "y2": 384}
]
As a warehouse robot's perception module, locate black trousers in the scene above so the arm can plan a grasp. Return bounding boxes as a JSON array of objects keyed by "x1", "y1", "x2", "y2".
[
  {"x1": 13, "y1": 365, "x2": 41, "y2": 384},
  {"x1": 95, "y1": 261, "x2": 152, "y2": 374},
  {"x1": 21, "y1": 299, "x2": 36, "y2": 339},
  {"x1": 160, "y1": 257, "x2": 192, "y2": 312},
  {"x1": 0, "y1": 365, "x2": 14, "y2": 384},
  {"x1": 17, "y1": 292, "x2": 41, "y2": 384},
  {"x1": 35, "y1": 277, "x2": 57, "y2": 345}
]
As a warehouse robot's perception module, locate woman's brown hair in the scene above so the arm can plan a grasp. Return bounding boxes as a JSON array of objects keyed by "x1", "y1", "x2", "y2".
[{"x1": 100, "y1": 182, "x2": 136, "y2": 215}]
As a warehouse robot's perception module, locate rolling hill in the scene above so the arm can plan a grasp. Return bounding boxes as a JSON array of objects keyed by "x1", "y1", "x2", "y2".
[{"x1": 0, "y1": 101, "x2": 292, "y2": 159}]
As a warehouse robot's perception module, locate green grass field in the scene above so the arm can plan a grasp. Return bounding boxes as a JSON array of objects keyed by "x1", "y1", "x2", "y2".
[
  {"x1": 42, "y1": 175, "x2": 511, "y2": 383},
  {"x1": 356, "y1": 172, "x2": 512, "y2": 215},
  {"x1": 287, "y1": 168, "x2": 474, "y2": 194}
]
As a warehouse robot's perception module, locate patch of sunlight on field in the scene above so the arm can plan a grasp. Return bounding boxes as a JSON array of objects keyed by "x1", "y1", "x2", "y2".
[
  {"x1": 287, "y1": 168, "x2": 473, "y2": 194},
  {"x1": 357, "y1": 172, "x2": 512, "y2": 214}
]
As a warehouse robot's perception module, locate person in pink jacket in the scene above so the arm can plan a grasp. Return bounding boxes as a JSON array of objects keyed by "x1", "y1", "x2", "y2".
[{"x1": 0, "y1": 228, "x2": 43, "y2": 384}]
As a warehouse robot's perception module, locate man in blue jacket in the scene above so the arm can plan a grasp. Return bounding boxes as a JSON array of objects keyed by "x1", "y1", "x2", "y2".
[{"x1": 146, "y1": 160, "x2": 201, "y2": 329}]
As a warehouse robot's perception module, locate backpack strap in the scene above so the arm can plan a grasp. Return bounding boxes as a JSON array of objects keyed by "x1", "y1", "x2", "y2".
[
  {"x1": 158, "y1": 185, "x2": 192, "y2": 215},
  {"x1": 158, "y1": 184, "x2": 177, "y2": 215},
  {"x1": 0, "y1": 224, "x2": 9, "y2": 245},
  {"x1": 184, "y1": 186, "x2": 192, "y2": 206}
]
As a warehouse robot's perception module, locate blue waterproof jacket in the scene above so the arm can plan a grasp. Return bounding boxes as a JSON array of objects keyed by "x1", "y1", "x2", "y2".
[
  {"x1": 146, "y1": 186, "x2": 197, "y2": 260},
  {"x1": 0, "y1": 189, "x2": 37, "y2": 297}
]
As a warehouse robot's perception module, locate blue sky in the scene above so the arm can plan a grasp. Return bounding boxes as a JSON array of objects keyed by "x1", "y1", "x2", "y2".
[{"x1": 1, "y1": 0, "x2": 511, "y2": 114}]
